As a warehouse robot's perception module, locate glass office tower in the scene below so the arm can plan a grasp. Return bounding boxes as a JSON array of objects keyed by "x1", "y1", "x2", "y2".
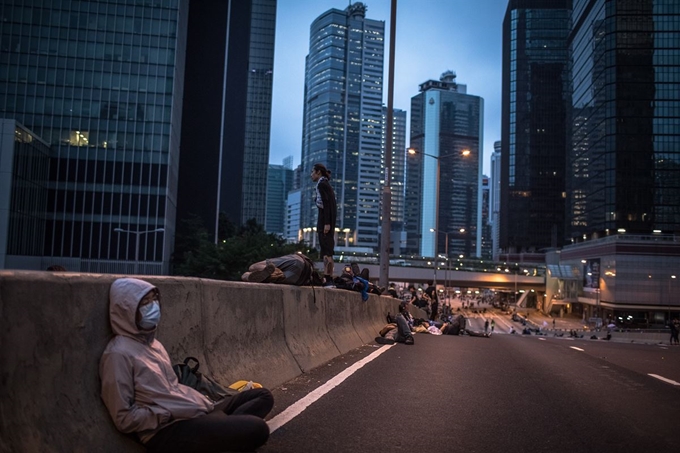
[
  {"x1": 0, "y1": 0, "x2": 188, "y2": 274},
  {"x1": 567, "y1": 0, "x2": 680, "y2": 239},
  {"x1": 500, "y1": 0, "x2": 572, "y2": 255},
  {"x1": 406, "y1": 71, "x2": 483, "y2": 259},
  {"x1": 382, "y1": 107, "x2": 406, "y2": 226},
  {"x1": 265, "y1": 158, "x2": 293, "y2": 236},
  {"x1": 178, "y1": 0, "x2": 276, "y2": 240},
  {"x1": 300, "y1": 2, "x2": 384, "y2": 250}
]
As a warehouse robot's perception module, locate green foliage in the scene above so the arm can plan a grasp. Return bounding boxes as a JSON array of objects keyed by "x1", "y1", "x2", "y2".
[{"x1": 172, "y1": 214, "x2": 314, "y2": 281}]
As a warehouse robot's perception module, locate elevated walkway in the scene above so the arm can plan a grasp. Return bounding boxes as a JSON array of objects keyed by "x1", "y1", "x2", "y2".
[{"x1": 357, "y1": 263, "x2": 545, "y2": 291}]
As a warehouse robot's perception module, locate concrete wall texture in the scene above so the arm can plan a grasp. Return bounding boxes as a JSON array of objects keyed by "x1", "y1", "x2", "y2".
[{"x1": 0, "y1": 271, "x2": 406, "y2": 453}]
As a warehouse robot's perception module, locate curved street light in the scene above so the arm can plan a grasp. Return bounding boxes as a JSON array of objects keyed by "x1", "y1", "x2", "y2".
[{"x1": 408, "y1": 147, "x2": 472, "y2": 259}]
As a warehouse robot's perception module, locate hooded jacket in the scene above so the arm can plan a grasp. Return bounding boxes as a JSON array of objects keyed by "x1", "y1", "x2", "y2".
[{"x1": 99, "y1": 278, "x2": 213, "y2": 444}]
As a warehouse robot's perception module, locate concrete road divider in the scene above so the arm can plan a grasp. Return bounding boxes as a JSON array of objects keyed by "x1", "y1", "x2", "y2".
[
  {"x1": 0, "y1": 271, "x2": 145, "y2": 453},
  {"x1": 199, "y1": 280, "x2": 303, "y2": 389},
  {"x1": 282, "y1": 286, "x2": 340, "y2": 373},
  {"x1": 324, "y1": 289, "x2": 364, "y2": 354},
  {"x1": 0, "y1": 271, "x2": 400, "y2": 453}
]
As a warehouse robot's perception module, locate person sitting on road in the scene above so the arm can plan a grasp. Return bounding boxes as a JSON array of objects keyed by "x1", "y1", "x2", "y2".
[
  {"x1": 99, "y1": 277, "x2": 274, "y2": 452},
  {"x1": 396, "y1": 302, "x2": 415, "y2": 344},
  {"x1": 376, "y1": 302, "x2": 415, "y2": 345}
]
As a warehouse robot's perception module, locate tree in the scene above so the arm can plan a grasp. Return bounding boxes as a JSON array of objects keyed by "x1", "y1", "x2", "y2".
[{"x1": 173, "y1": 214, "x2": 311, "y2": 280}]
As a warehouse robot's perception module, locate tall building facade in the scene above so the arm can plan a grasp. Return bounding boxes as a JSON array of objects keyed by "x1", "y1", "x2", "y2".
[
  {"x1": 567, "y1": 0, "x2": 680, "y2": 240},
  {"x1": 178, "y1": 0, "x2": 276, "y2": 241},
  {"x1": 481, "y1": 175, "x2": 492, "y2": 260},
  {"x1": 300, "y1": 2, "x2": 384, "y2": 250},
  {"x1": 382, "y1": 107, "x2": 407, "y2": 226},
  {"x1": 405, "y1": 71, "x2": 483, "y2": 259},
  {"x1": 500, "y1": 0, "x2": 572, "y2": 255},
  {"x1": 0, "y1": 120, "x2": 50, "y2": 269},
  {"x1": 490, "y1": 140, "x2": 502, "y2": 261},
  {"x1": 0, "y1": 0, "x2": 190, "y2": 274},
  {"x1": 265, "y1": 157, "x2": 293, "y2": 236}
]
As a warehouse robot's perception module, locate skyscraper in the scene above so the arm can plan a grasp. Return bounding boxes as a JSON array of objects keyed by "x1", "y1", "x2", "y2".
[
  {"x1": 382, "y1": 106, "x2": 407, "y2": 252},
  {"x1": 178, "y1": 0, "x2": 277, "y2": 240},
  {"x1": 265, "y1": 157, "x2": 293, "y2": 236},
  {"x1": 481, "y1": 175, "x2": 492, "y2": 260},
  {"x1": 0, "y1": 0, "x2": 190, "y2": 274},
  {"x1": 490, "y1": 140, "x2": 502, "y2": 261},
  {"x1": 300, "y1": 2, "x2": 384, "y2": 250},
  {"x1": 405, "y1": 71, "x2": 483, "y2": 259},
  {"x1": 567, "y1": 0, "x2": 680, "y2": 239},
  {"x1": 500, "y1": 0, "x2": 572, "y2": 255}
]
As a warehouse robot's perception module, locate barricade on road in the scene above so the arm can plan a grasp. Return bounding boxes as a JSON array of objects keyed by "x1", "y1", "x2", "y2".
[{"x1": 0, "y1": 270, "x2": 401, "y2": 453}]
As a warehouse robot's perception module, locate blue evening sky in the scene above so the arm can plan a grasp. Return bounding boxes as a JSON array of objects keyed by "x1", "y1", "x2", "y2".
[{"x1": 269, "y1": 0, "x2": 507, "y2": 176}]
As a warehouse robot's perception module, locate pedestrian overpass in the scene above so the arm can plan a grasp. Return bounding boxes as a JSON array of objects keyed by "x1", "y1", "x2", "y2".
[{"x1": 352, "y1": 263, "x2": 546, "y2": 292}]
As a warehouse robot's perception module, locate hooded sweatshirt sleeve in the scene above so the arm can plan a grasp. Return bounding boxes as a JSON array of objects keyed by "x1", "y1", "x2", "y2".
[{"x1": 100, "y1": 348, "x2": 172, "y2": 433}]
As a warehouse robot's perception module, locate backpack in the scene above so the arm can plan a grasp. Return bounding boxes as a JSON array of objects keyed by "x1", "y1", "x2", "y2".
[
  {"x1": 172, "y1": 357, "x2": 236, "y2": 402},
  {"x1": 263, "y1": 254, "x2": 324, "y2": 286}
]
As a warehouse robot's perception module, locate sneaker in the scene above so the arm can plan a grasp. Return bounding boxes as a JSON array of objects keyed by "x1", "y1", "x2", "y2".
[
  {"x1": 375, "y1": 337, "x2": 396, "y2": 345},
  {"x1": 246, "y1": 260, "x2": 276, "y2": 283},
  {"x1": 404, "y1": 335, "x2": 415, "y2": 345}
]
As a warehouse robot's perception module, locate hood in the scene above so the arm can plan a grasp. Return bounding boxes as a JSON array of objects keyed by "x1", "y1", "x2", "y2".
[{"x1": 109, "y1": 277, "x2": 157, "y2": 338}]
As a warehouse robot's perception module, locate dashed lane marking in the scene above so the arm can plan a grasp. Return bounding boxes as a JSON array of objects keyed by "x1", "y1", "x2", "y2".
[
  {"x1": 570, "y1": 346, "x2": 585, "y2": 351},
  {"x1": 267, "y1": 343, "x2": 394, "y2": 433},
  {"x1": 648, "y1": 374, "x2": 680, "y2": 386}
]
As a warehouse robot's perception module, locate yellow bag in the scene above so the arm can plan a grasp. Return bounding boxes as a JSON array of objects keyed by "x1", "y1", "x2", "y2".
[{"x1": 228, "y1": 380, "x2": 263, "y2": 392}]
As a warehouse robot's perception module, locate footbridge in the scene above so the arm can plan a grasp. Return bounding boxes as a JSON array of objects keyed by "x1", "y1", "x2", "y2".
[{"x1": 335, "y1": 255, "x2": 546, "y2": 292}]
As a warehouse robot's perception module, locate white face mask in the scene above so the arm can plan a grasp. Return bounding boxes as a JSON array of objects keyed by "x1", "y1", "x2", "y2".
[{"x1": 138, "y1": 300, "x2": 161, "y2": 330}]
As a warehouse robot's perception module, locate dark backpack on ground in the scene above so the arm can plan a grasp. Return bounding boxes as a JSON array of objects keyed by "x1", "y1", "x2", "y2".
[{"x1": 172, "y1": 357, "x2": 237, "y2": 402}]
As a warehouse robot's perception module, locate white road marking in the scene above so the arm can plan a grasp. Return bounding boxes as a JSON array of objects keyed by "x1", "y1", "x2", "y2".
[
  {"x1": 538, "y1": 337, "x2": 546, "y2": 341},
  {"x1": 570, "y1": 346, "x2": 584, "y2": 351},
  {"x1": 648, "y1": 374, "x2": 680, "y2": 386},
  {"x1": 267, "y1": 344, "x2": 394, "y2": 433}
]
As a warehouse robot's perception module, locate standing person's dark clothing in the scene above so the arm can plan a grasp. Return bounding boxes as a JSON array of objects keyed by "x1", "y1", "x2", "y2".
[
  {"x1": 670, "y1": 319, "x2": 679, "y2": 345},
  {"x1": 311, "y1": 163, "x2": 337, "y2": 285},
  {"x1": 425, "y1": 281, "x2": 439, "y2": 321}
]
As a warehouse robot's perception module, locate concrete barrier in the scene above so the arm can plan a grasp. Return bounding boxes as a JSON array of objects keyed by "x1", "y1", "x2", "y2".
[
  {"x1": 0, "y1": 271, "x2": 400, "y2": 453},
  {"x1": 324, "y1": 289, "x2": 364, "y2": 354},
  {"x1": 0, "y1": 271, "x2": 144, "y2": 453},
  {"x1": 282, "y1": 286, "x2": 340, "y2": 373}
]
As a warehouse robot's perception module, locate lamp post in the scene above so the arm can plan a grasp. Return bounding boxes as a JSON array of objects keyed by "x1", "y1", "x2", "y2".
[
  {"x1": 670, "y1": 275, "x2": 677, "y2": 323},
  {"x1": 378, "y1": 0, "x2": 398, "y2": 289},
  {"x1": 428, "y1": 228, "x2": 445, "y2": 286},
  {"x1": 408, "y1": 148, "x2": 471, "y2": 261},
  {"x1": 114, "y1": 227, "x2": 165, "y2": 274}
]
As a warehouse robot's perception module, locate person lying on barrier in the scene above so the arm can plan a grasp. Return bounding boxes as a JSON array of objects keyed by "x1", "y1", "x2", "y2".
[{"x1": 99, "y1": 277, "x2": 274, "y2": 452}]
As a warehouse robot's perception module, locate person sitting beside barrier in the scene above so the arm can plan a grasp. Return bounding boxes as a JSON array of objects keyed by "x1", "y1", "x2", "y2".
[
  {"x1": 99, "y1": 278, "x2": 274, "y2": 453},
  {"x1": 376, "y1": 302, "x2": 415, "y2": 345}
]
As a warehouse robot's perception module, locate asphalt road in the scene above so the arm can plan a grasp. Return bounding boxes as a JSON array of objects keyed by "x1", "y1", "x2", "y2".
[{"x1": 261, "y1": 324, "x2": 680, "y2": 453}]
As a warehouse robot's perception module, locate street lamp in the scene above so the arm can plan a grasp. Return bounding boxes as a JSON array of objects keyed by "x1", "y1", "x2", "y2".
[
  {"x1": 429, "y1": 228, "x2": 446, "y2": 286},
  {"x1": 114, "y1": 227, "x2": 165, "y2": 274},
  {"x1": 670, "y1": 275, "x2": 677, "y2": 323},
  {"x1": 408, "y1": 147, "x2": 472, "y2": 260},
  {"x1": 378, "y1": 0, "x2": 398, "y2": 289}
]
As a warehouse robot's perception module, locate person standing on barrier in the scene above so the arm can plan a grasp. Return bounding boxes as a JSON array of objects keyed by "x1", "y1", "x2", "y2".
[
  {"x1": 100, "y1": 278, "x2": 273, "y2": 452},
  {"x1": 311, "y1": 163, "x2": 337, "y2": 287}
]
